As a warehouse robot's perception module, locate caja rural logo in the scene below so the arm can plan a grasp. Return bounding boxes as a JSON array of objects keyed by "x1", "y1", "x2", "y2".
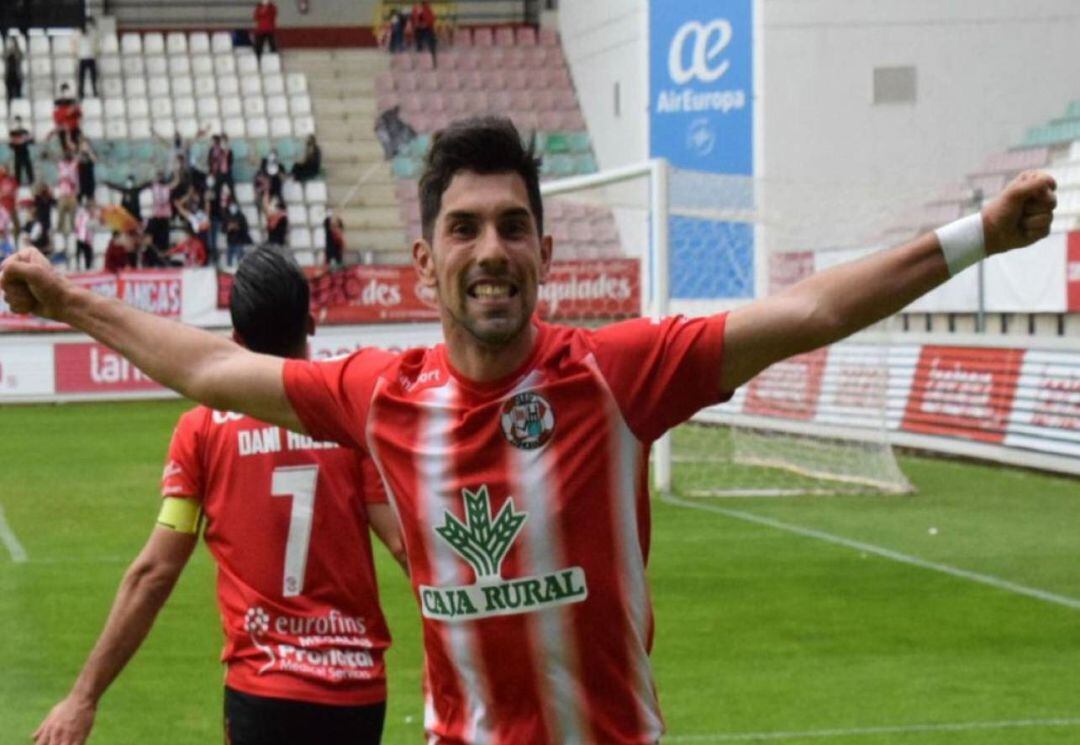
[{"x1": 419, "y1": 485, "x2": 588, "y2": 622}]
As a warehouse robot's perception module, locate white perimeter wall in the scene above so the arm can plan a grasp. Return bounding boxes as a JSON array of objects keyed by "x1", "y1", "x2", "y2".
[{"x1": 562, "y1": 0, "x2": 1080, "y2": 253}]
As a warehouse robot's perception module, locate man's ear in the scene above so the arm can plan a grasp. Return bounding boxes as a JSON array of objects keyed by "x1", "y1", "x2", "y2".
[
  {"x1": 538, "y1": 234, "x2": 553, "y2": 284},
  {"x1": 413, "y1": 237, "x2": 437, "y2": 287}
]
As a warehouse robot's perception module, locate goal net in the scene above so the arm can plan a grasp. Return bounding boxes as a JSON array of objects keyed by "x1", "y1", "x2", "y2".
[{"x1": 539, "y1": 161, "x2": 912, "y2": 497}]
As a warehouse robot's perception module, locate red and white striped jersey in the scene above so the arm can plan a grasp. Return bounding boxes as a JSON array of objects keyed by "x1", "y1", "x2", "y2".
[
  {"x1": 161, "y1": 406, "x2": 392, "y2": 706},
  {"x1": 284, "y1": 314, "x2": 729, "y2": 744}
]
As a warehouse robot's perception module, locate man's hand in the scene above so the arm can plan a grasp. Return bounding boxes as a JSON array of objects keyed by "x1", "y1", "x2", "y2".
[
  {"x1": 0, "y1": 247, "x2": 68, "y2": 319},
  {"x1": 32, "y1": 695, "x2": 96, "y2": 745},
  {"x1": 983, "y1": 170, "x2": 1057, "y2": 255}
]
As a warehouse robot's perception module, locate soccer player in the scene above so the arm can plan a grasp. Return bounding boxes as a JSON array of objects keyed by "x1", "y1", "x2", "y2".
[
  {"x1": 30, "y1": 248, "x2": 405, "y2": 745},
  {"x1": 3, "y1": 117, "x2": 1056, "y2": 744}
]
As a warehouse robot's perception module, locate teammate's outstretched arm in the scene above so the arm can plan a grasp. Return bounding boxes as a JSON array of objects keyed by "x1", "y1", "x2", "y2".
[
  {"x1": 33, "y1": 526, "x2": 197, "y2": 745},
  {"x1": 720, "y1": 171, "x2": 1056, "y2": 392},
  {"x1": 0, "y1": 248, "x2": 304, "y2": 432}
]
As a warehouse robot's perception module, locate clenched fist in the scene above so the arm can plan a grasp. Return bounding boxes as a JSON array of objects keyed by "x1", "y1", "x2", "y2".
[{"x1": 982, "y1": 170, "x2": 1057, "y2": 255}]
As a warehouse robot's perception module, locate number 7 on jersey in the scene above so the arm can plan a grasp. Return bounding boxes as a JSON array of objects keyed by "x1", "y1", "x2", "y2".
[{"x1": 271, "y1": 465, "x2": 319, "y2": 598}]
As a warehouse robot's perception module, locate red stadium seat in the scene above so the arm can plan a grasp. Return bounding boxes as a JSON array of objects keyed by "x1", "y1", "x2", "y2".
[
  {"x1": 535, "y1": 90, "x2": 556, "y2": 112},
  {"x1": 524, "y1": 47, "x2": 549, "y2": 67},
  {"x1": 555, "y1": 90, "x2": 578, "y2": 111},
  {"x1": 482, "y1": 70, "x2": 507, "y2": 90},
  {"x1": 416, "y1": 53, "x2": 435, "y2": 71},
  {"x1": 452, "y1": 27, "x2": 472, "y2": 47},
  {"x1": 505, "y1": 48, "x2": 527, "y2": 67},
  {"x1": 506, "y1": 70, "x2": 529, "y2": 90},
  {"x1": 438, "y1": 70, "x2": 464, "y2": 91},
  {"x1": 419, "y1": 71, "x2": 440, "y2": 92},
  {"x1": 375, "y1": 72, "x2": 395, "y2": 95},
  {"x1": 491, "y1": 90, "x2": 513, "y2": 112},
  {"x1": 539, "y1": 28, "x2": 559, "y2": 47},
  {"x1": 465, "y1": 71, "x2": 485, "y2": 90},
  {"x1": 511, "y1": 90, "x2": 533, "y2": 111},
  {"x1": 517, "y1": 27, "x2": 538, "y2": 46},
  {"x1": 391, "y1": 54, "x2": 414, "y2": 72},
  {"x1": 398, "y1": 72, "x2": 420, "y2": 92},
  {"x1": 473, "y1": 28, "x2": 494, "y2": 47},
  {"x1": 496, "y1": 28, "x2": 515, "y2": 47}
]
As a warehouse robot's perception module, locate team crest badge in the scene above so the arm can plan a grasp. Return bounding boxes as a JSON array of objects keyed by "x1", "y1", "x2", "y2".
[{"x1": 500, "y1": 392, "x2": 555, "y2": 450}]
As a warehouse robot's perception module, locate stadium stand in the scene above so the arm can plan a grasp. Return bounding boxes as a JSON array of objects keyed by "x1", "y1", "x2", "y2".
[{"x1": 0, "y1": 29, "x2": 327, "y2": 266}]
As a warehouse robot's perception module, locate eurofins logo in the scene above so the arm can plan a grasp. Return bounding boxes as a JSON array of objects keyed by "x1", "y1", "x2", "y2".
[
  {"x1": 420, "y1": 485, "x2": 588, "y2": 623},
  {"x1": 500, "y1": 391, "x2": 555, "y2": 450}
]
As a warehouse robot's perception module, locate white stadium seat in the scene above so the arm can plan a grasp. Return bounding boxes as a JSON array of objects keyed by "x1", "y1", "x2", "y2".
[
  {"x1": 191, "y1": 55, "x2": 213, "y2": 77},
  {"x1": 266, "y1": 95, "x2": 288, "y2": 116},
  {"x1": 197, "y1": 97, "x2": 220, "y2": 118},
  {"x1": 218, "y1": 76, "x2": 240, "y2": 97},
  {"x1": 283, "y1": 180, "x2": 304, "y2": 202},
  {"x1": 224, "y1": 117, "x2": 246, "y2": 139},
  {"x1": 148, "y1": 75, "x2": 171, "y2": 96},
  {"x1": 202, "y1": 117, "x2": 223, "y2": 137},
  {"x1": 236, "y1": 184, "x2": 256, "y2": 205},
  {"x1": 174, "y1": 96, "x2": 196, "y2": 118},
  {"x1": 106, "y1": 119, "x2": 128, "y2": 138},
  {"x1": 246, "y1": 117, "x2": 269, "y2": 138},
  {"x1": 243, "y1": 96, "x2": 265, "y2": 117},
  {"x1": 290, "y1": 228, "x2": 313, "y2": 250},
  {"x1": 190, "y1": 32, "x2": 211, "y2": 55},
  {"x1": 32, "y1": 98, "x2": 52, "y2": 120},
  {"x1": 101, "y1": 33, "x2": 120, "y2": 55},
  {"x1": 124, "y1": 77, "x2": 147, "y2": 97},
  {"x1": 287, "y1": 204, "x2": 308, "y2": 226},
  {"x1": 194, "y1": 76, "x2": 217, "y2": 96},
  {"x1": 166, "y1": 32, "x2": 188, "y2": 55},
  {"x1": 104, "y1": 97, "x2": 126, "y2": 120},
  {"x1": 309, "y1": 203, "x2": 327, "y2": 226},
  {"x1": 150, "y1": 97, "x2": 174, "y2": 119},
  {"x1": 81, "y1": 98, "x2": 103, "y2": 118},
  {"x1": 177, "y1": 117, "x2": 199, "y2": 138},
  {"x1": 220, "y1": 97, "x2": 242, "y2": 118},
  {"x1": 294, "y1": 116, "x2": 316, "y2": 137},
  {"x1": 144, "y1": 33, "x2": 165, "y2": 55},
  {"x1": 313, "y1": 229, "x2": 326, "y2": 250},
  {"x1": 10, "y1": 99, "x2": 31, "y2": 119},
  {"x1": 54, "y1": 57, "x2": 76, "y2": 78},
  {"x1": 211, "y1": 32, "x2": 233, "y2": 54},
  {"x1": 171, "y1": 76, "x2": 194, "y2": 97},
  {"x1": 129, "y1": 118, "x2": 152, "y2": 139},
  {"x1": 102, "y1": 77, "x2": 123, "y2": 98},
  {"x1": 289, "y1": 95, "x2": 311, "y2": 116},
  {"x1": 100, "y1": 56, "x2": 121, "y2": 77},
  {"x1": 263, "y1": 74, "x2": 285, "y2": 96},
  {"x1": 122, "y1": 34, "x2": 143, "y2": 56},
  {"x1": 305, "y1": 181, "x2": 328, "y2": 204},
  {"x1": 270, "y1": 116, "x2": 293, "y2": 137},
  {"x1": 29, "y1": 57, "x2": 51, "y2": 77},
  {"x1": 169, "y1": 56, "x2": 191, "y2": 77},
  {"x1": 152, "y1": 119, "x2": 176, "y2": 138},
  {"x1": 260, "y1": 54, "x2": 282, "y2": 74},
  {"x1": 29, "y1": 35, "x2": 50, "y2": 56},
  {"x1": 237, "y1": 53, "x2": 259, "y2": 76},
  {"x1": 128, "y1": 97, "x2": 150, "y2": 119},
  {"x1": 286, "y1": 73, "x2": 307, "y2": 95},
  {"x1": 82, "y1": 119, "x2": 104, "y2": 138},
  {"x1": 240, "y1": 76, "x2": 262, "y2": 97},
  {"x1": 214, "y1": 55, "x2": 236, "y2": 76},
  {"x1": 145, "y1": 56, "x2": 166, "y2": 77}
]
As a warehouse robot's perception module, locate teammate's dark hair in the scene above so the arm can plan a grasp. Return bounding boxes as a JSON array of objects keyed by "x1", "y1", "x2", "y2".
[
  {"x1": 229, "y1": 246, "x2": 309, "y2": 359},
  {"x1": 419, "y1": 116, "x2": 543, "y2": 242}
]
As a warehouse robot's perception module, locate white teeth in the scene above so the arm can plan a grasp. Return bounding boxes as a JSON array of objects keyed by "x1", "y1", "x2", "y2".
[{"x1": 473, "y1": 284, "x2": 510, "y2": 298}]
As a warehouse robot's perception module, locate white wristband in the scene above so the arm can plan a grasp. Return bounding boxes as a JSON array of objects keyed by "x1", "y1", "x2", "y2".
[{"x1": 934, "y1": 213, "x2": 986, "y2": 276}]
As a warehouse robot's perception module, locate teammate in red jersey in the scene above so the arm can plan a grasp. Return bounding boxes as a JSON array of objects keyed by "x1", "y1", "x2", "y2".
[
  {"x1": 31, "y1": 248, "x2": 405, "y2": 745},
  {"x1": 4, "y1": 117, "x2": 1056, "y2": 744}
]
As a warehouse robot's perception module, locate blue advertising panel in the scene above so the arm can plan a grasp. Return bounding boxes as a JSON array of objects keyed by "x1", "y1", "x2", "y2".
[
  {"x1": 650, "y1": 0, "x2": 754, "y2": 175},
  {"x1": 651, "y1": 0, "x2": 756, "y2": 299}
]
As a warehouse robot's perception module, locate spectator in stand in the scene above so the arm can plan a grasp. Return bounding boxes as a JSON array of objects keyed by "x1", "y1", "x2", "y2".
[
  {"x1": 4, "y1": 37, "x2": 23, "y2": 107},
  {"x1": 174, "y1": 188, "x2": 214, "y2": 266},
  {"x1": 253, "y1": 0, "x2": 279, "y2": 60},
  {"x1": 75, "y1": 135, "x2": 98, "y2": 203},
  {"x1": 54, "y1": 148, "x2": 80, "y2": 240},
  {"x1": 205, "y1": 176, "x2": 227, "y2": 266},
  {"x1": 263, "y1": 193, "x2": 288, "y2": 247},
  {"x1": 9, "y1": 115, "x2": 34, "y2": 186},
  {"x1": 146, "y1": 170, "x2": 174, "y2": 262},
  {"x1": 104, "y1": 174, "x2": 151, "y2": 223},
  {"x1": 50, "y1": 83, "x2": 82, "y2": 152},
  {"x1": 72, "y1": 18, "x2": 99, "y2": 99},
  {"x1": 324, "y1": 207, "x2": 345, "y2": 267},
  {"x1": 73, "y1": 196, "x2": 97, "y2": 270},
  {"x1": 255, "y1": 149, "x2": 284, "y2": 205},
  {"x1": 0, "y1": 165, "x2": 17, "y2": 234},
  {"x1": 166, "y1": 225, "x2": 207, "y2": 267},
  {"x1": 20, "y1": 198, "x2": 49, "y2": 254},
  {"x1": 289, "y1": 135, "x2": 321, "y2": 182},
  {"x1": 411, "y1": 1, "x2": 437, "y2": 66},
  {"x1": 388, "y1": 9, "x2": 407, "y2": 54},
  {"x1": 103, "y1": 230, "x2": 133, "y2": 272},
  {"x1": 223, "y1": 199, "x2": 252, "y2": 267},
  {"x1": 207, "y1": 134, "x2": 234, "y2": 194},
  {"x1": 32, "y1": 181, "x2": 55, "y2": 255},
  {"x1": 0, "y1": 195, "x2": 13, "y2": 257}
]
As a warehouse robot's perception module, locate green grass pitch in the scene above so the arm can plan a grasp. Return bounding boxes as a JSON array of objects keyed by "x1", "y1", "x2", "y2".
[{"x1": 1, "y1": 399, "x2": 1078, "y2": 744}]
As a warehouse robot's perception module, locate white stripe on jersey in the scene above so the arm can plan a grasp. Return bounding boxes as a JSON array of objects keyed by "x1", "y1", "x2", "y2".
[
  {"x1": 612, "y1": 414, "x2": 664, "y2": 741},
  {"x1": 510, "y1": 371, "x2": 589, "y2": 744},
  {"x1": 419, "y1": 383, "x2": 494, "y2": 745}
]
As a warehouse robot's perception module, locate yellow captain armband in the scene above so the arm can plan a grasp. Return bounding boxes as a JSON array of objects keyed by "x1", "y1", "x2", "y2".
[{"x1": 157, "y1": 497, "x2": 203, "y2": 535}]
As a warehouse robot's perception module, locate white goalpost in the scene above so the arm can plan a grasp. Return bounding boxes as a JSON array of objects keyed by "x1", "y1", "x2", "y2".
[{"x1": 541, "y1": 159, "x2": 913, "y2": 498}]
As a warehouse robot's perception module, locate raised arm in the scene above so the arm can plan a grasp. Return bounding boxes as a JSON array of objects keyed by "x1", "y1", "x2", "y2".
[
  {"x1": 33, "y1": 526, "x2": 196, "y2": 745},
  {"x1": 0, "y1": 249, "x2": 305, "y2": 431},
  {"x1": 720, "y1": 171, "x2": 1056, "y2": 392}
]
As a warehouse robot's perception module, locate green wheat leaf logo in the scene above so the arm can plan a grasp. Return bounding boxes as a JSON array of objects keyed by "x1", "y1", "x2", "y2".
[{"x1": 435, "y1": 485, "x2": 527, "y2": 582}]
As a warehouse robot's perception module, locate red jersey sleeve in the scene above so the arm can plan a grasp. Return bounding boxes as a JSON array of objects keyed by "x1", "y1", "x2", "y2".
[
  {"x1": 590, "y1": 313, "x2": 731, "y2": 442},
  {"x1": 360, "y1": 455, "x2": 389, "y2": 505},
  {"x1": 161, "y1": 409, "x2": 205, "y2": 499},
  {"x1": 282, "y1": 349, "x2": 395, "y2": 451}
]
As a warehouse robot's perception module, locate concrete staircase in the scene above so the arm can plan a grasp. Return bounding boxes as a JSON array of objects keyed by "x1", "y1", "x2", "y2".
[{"x1": 284, "y1": 49, "x2": 409, "y2": 264}]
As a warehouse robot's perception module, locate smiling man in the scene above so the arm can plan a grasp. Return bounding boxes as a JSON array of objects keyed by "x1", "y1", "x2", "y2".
[{"x1": 0, "y1": 116, "x2": 1057, "y2": 744}]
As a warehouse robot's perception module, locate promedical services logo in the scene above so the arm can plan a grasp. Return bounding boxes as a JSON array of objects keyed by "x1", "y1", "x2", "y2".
[
  {"x1": 656, "y1": 17, "x2": 746, "y2": 116},
  {"x1": 500, "y1": 391, "x2": 555, "y2": 450},
  {"x1": 419, "y1": 485, "x2": 588, "y2": 622},
  {"x1": 244, "y1": 605, "x2": 378, "y2": 681}
]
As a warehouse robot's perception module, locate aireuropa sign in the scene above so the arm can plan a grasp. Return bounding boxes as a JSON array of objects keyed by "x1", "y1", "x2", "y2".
[{"x1": 650, "y1": 0, "x2": 754, "y2": 175}]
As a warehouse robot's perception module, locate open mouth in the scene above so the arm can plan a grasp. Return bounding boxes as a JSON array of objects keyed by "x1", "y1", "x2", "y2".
[{"x1": 467, "y1": 280, "x2": 519, "y2": 300}]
